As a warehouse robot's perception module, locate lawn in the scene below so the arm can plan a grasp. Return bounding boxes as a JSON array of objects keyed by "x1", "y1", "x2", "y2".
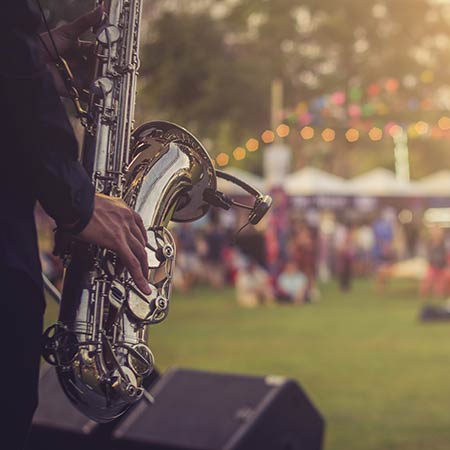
[{"x1": 44, "y1": 278, "x2": 450, "y2": 450}]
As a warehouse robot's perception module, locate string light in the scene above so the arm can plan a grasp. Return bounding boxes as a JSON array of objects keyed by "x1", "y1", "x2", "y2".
[
  {"x1": 407, "y1": 124, "x2": 418, "y2": 138},
  {"x1": 276, "y1": 124, "x2": 290, "y2": 138},
  {"x1": 261, "y1": 130, "x2": 275, "y2": 144},
  {"x1": 233, "y1": 146, "x2": 246, "y2": 161},
  {"x1": 438, "y1": 116, "x2": 450, "y2": 131},
  {"x1": 220, "y1": 117, "x2": 449, "y2": 167},
  {"x1": 421, "y1": 70, "x2": 434, "y2": 84},
  {"x1": 345, "y1": 128, "x2": 359, "y2": 142},
  {"x1": 388, "y1": 124, "x2": 403, "y2": 137},
  {"x1": 385, "y1": 78, "x2": 399, "y2": 92},
  {"x1": 414, "y1": 121, "x2": 429, "y2": 135},
  {"x1": 321, "y1": 128, "x2": 335, "y2": 142},
  {"x1": 216, "y1": 153, "x2": 229, "y2": 167},
  {"x1": 368, "y1": 127, "x2": 383, "y2": 141},
  {"x1": 246, "y1": 138, "x2": 259, "y2": 152},
  {"x1": 300, "y1": 126, "x2": 314, "y2": 140}
]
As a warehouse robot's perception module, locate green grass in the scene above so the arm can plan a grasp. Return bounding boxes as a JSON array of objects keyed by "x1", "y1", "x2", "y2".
[{"x1": 44, "y1": 279, "x2": 450, "y2": 450}]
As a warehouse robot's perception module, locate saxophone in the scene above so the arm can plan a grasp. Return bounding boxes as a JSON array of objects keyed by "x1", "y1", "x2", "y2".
[{"x1": 42, "y1": 0, "x2": 271, "y2": 423}]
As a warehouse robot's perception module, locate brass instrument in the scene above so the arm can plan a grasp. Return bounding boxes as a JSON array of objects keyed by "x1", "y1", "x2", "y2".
[{"x1": 42, "y1": 0, "x2": 272, "y2": 423}]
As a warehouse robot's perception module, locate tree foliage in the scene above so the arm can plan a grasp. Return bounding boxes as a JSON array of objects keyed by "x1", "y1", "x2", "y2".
[{"x1": 41, "y1": 0, "x2": 450, "y2": 176}]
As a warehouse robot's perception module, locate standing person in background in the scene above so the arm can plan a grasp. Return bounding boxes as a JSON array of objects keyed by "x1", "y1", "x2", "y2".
[
  {"x1": 334, "y1": 221, "x2": 355, "y2": 291},
  {"x1": 204, "y1": 221, "x2": 226, "y2": 288},
  {"x1": 1, "y1": 3, "x2": 151, "y2": 448},
  {"x1": 420, "y1": 226, "x2": 450, "y2": 299},
  {"x1": 292, "y1": 223, "x2": 318, "y2": 301},
  {"x1": 372, "y1": 208, "x2": 396, "y2": 292},
  {"x1": 354, "y1": 220, "x2": 375, "y2": 277}
]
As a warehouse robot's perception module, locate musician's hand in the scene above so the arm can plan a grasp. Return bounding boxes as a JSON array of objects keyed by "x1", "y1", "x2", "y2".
[
  {"x1": 39, "y1": 7, "x2": 103, "y2": 96},
  {"x1": 77, "y1": 193, "x2": 151, "y2": 295}
]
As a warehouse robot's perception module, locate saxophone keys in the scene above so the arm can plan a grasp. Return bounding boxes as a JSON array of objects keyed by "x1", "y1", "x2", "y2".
[
  {"x1": 109, "y1": 280, "x2": 127, "y2": 308},
  {"x1": 96, "y1": 24, "x2": 121, "y2": 45},
  {"x1": 128, "y1": 343, "x2": 154, "y2": 377},
  {"x1": 127, "y1": 284, "x2": 157, "y2": 321},
  {"x1": 42, "y1": 324, "x2": 79, "y2": 367},
  {"x1": 91, "y1": 77, "x2": 114, "y2": 98}
]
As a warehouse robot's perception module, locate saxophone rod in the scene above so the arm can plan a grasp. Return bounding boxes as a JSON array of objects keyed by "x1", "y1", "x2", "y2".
[{"x1": 42, "y1": 273, "x2": 61, "y2": 305}]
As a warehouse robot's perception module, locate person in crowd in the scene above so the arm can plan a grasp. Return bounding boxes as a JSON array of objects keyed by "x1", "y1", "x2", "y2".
[
  {"x1": 334, "y1": 221, "x2": 356, "y2": 291},
  {"x1": 292, "y1": 223, "x2": 318, "y2": 301},
  {"x1": 372, "y1": 208, "x2": 397, "y2": 292},
  {"x1": 420, "y1": 225, "x2": 450, "y2": 299},
  {"x1": 235, "y1": 258, "x2": 275, "y2": 308},
  {"x1": 277, "y1": 259, "x2": 308, "y2": 304},
  {"x1": 204, "y1": 221, "x2": 227, "y2": 288},
  {"x1": 372, "y1": 208, "x2": 396, "y2": 264},
  {"x1": 173, "y1": 223, "x2": 202, "y2": 292},
  {"x1": 317, "y1": 211, "x2": 336, "y2": 283},
  {"x1": 354, "y1": 219, "x2": 375, "y2": 277}
]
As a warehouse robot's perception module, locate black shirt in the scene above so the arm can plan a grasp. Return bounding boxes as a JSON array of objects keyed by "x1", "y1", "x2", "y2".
[{"x1": 0, "y1": 0, "x2": 95, "y2": 289}]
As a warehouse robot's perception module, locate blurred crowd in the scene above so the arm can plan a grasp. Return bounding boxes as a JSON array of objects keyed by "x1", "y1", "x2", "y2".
[{"x1": 36, "y1": 186, "x2": 450, "y2": 307}]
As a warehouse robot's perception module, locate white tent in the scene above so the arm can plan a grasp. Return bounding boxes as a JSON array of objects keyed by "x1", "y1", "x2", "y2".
[
  {"x1": 284, "y1": 167, "x2": 348, "y2": 196},
  {"x1": 216, "y1": 167, "x2": 266, "y2": 195},
  {"x1": 414, "y1": 170, "x2": 450, "y2": 196},
  {"x1": 347, "y1": 167, "x2": 418, "y2": 197}
]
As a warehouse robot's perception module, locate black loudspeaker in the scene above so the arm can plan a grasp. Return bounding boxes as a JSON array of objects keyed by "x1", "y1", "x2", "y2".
[
  {"x1": 113, "y1": 368, "x2": 325, "y2": 450},
  {"x1": 26, "y1": 364, "x2": 160, "y2": 450}
]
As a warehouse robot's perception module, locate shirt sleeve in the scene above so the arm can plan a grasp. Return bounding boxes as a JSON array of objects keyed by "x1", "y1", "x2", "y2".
[{"x1": 0, "y1": 0, "x2": 94, "y2": 233}]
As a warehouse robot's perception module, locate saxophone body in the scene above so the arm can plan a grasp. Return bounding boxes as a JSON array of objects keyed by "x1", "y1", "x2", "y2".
[
  {"x1": 43, "y1": 0, "x2": 272, "y2": 423},
  {"x1": 43, "y1": 0, "x2": 216, "y2": 422}
]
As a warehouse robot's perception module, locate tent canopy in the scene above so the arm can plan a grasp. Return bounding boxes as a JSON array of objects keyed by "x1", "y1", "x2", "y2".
[
  {"x1": 346, "y1": 167, "x2": 418, "y2": 197},
  {"x1": 414, "y1": 170, "x2": 450, "y2": 196},
  {"x1": 284, "y1": 167, "x2": 347, "y2": 195}
]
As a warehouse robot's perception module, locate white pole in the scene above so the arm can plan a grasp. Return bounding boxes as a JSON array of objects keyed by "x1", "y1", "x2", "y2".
[{"x1": 393, "y1": 128, "x2": 410, "y2": 182}]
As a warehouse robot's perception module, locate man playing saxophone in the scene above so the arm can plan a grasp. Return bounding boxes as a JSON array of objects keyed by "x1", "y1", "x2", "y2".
[{"x1": 0, "y1": 2, "x2": 151, "y2": 448}]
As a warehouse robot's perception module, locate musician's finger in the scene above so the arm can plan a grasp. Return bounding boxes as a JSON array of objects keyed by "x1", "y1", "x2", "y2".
[
  {"x1": 128, "y1": 234, "x2": 149, "y2": 281},
  {"x1": 116, "y1": 241, "x2": 151, "y2": 295},
  {"x1": 129, "y1": 219, "x2": 146, "y2": 247},
  {"x1": 134, "y1": 212, "x2": 148, "y2": 244}
]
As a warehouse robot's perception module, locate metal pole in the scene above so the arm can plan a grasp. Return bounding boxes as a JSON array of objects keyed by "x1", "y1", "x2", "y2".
[
  {"x1": 393, "y1": 128, "x2": 410, "y2": 182},
  {"x1": 271, "y1": 78, "x2": 283, "y2": 142}
]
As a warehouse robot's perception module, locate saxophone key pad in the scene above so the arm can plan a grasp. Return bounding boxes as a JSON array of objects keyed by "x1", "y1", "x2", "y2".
[
  {"x1": 109, "y1": 280, "x2": 127, "y2": 308},
  {"x1": 128, "y1": 343, "x2": 154, "y2": 377},
  {"x1": 127, "y1": 284, "x2": 158, "y2": 321},
  {"x1": 97, "y1": 24, "x2": 121, "y2": 45}
]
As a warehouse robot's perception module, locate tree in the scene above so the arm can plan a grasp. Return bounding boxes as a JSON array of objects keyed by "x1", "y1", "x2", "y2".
[{"x1": 41, "y1": 0, "x2": 450, "y2": 176}]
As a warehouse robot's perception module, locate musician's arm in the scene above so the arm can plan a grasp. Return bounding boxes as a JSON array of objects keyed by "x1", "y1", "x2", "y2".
[{"x1": 0, "y1": 0, "x2": 95, "y2": 233}]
